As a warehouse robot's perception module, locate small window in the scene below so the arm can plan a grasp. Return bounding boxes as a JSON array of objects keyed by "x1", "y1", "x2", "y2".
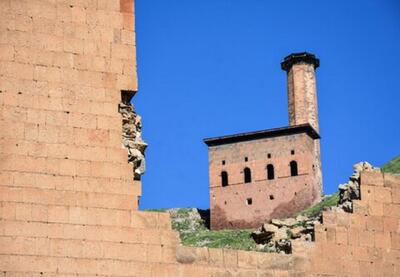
[
  {"x1": 267, "y1": 153, "x2": 271, "y2": 159},
  {"x1": 222, "y1": 160, "x2": 225, "y2": 165},
  {"x1": 224, "y1": 201, "x2": 227, "y2": 205},
  {"x1": 246, "y1": 198, "x2": 252, "y2": 205},
  {"x1": 266, "y1": 164, "x2": 274, "y2": 180},
  {"x1": 244, "y1": 167, "x2": 252, "y2": 183},
  {"x1": 221, "y1": 171, "x2": 228, "y2": 187},
  {"x1": 244, "y1": 157, "x2": 248, "y2": 162},
  {"x1": 290, "y1": 161, "x2": 298, "y2": 176},
  {"x1": 269, "y1": 195, "x2": 274, "y2": 200},
  {"x1": 291, "y1": 150, "x2": 295, "y2": 155}
]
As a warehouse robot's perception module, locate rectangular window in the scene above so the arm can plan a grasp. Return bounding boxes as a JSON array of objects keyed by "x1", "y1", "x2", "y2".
[{"x1": 246, "y1": 198, "x2": 252, "y2": 205}]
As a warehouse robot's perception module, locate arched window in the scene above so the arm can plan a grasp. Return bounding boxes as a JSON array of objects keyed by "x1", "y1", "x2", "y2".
[
  {"x1": 221, "y1": 171, "x2": 228, "y2": 187},
  {"x1": 267, "y1": 164, "x2": 274, "y2": 180},
  {"x1": 244, "y1": 167, "x2": 252, "y2": 183},
  {"x1": 290, "y1": 161, "x2": 298, "y2": 176}
]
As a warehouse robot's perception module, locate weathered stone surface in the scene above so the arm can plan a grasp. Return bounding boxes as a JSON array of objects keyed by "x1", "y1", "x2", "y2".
[
  {"x1": 176, "y1": 246, "x2": 197, "y2": 264},
  {"x1": 119, "y1": 100, "x2": 147, "y2": 180}
]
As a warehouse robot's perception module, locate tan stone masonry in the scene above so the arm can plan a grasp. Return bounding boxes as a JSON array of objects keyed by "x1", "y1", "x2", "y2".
[{"x1": 1, "y1": 0, "x2": 399, "y2": 276}]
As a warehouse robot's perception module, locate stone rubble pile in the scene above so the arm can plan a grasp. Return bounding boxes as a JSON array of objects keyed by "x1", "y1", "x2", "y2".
[
  {"x1": 251, "y1": 214, "x2": 320, "y2": 254},
  {"x1": 251, "y1": 161, "x2": 378, "y2": 254},
  {"x1": 119, "y1": 99, "x2": 147, "y2": 180},
  {"x1": 336, "y1": 161, "x2": 377, "y2": 212}
]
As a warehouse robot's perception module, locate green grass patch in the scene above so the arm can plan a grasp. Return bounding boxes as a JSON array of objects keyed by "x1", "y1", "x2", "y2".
[
  {"x1": 181, "y1": 229, "x2": 257, "y2": 250},
  {"x1": 144, "y1": 208, "x2": 168, "y2": 212},
  {"x1": 381, "y1": 156, "x2": 400, "y2": 174},
  {"x1": 146, "y1": 208, "x2": 257, "y2": 251},
  {"x1": 298, "y1": 192, "x2": 339, "y2": 218}
]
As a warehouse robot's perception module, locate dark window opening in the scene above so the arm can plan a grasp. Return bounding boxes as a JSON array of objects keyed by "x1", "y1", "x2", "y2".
[
  {"x1": 291, "y1": 150, "x2": 295, "y2": 155},
  {"x1": 244, "y1": 157, "x2": 248, "y2": 162},
  {"x1": 222, "y1": 160, "x2": 225, "y2": 165},
  {"x1": 246, "y1": 198, "x2": 252, "y2": 205},
  {"x1": 290, "y1": 161, "x2": 298, "y2": 176},
  {"x1": 267, "y1": 153, "x2": 271, "y2": 158},
  {"x1": 269, "y1": 195, "x2": 274, "y2": 200},
  {"x1": 266, "y1": 164, "x2": 274, "y2": 180},
  {"x1": 224, "y1": 201, "x2": 227, "y2": 205},
  {"x1": 244, "y1": 167, "x2": 252, "y2": 183},
  {"x1": 221, "y1": 171, "x2": 228, "y2": 187}
]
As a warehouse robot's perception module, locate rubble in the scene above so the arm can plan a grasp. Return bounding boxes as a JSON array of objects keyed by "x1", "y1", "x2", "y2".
[
  {"x1": 336, "y1": 161, "x2": 377, "y2": 212},
  {"x1": 251, "y1": 161, "x2": 379, "y2": 254},
  {"x1": 119, "y1": 95, "x2": 147, "y2": 180},
  {"x1": 251, "y1": 214, "x2": 319, "y2": 254}
]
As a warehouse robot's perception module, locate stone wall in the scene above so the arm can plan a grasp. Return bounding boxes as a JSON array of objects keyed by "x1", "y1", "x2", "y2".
[
  {"x1": 168, "y1": 171, "x2": 400, "y2": 276},
  {"x1": 1, "y1": 1, "x2": 399, "y2": 276}
]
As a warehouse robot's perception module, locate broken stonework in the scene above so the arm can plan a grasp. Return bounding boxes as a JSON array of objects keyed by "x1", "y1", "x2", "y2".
[
  {"x1": 119, "y1": 93, "x2": 147, "y2": 180},
  {"x1": 251, "y1": 161, "x2": 378, "y2": 254},
  {"x1": 336, "y1": 161, "x2": 377, "y2": 212},
  {"x1": 251, "y1": 215, "x2": 318, "y2": 254}
]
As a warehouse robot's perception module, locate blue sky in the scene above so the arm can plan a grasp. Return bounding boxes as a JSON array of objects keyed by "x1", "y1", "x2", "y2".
[{"x1": 135, "y1": 0, "x2": 400, "y2": 209}]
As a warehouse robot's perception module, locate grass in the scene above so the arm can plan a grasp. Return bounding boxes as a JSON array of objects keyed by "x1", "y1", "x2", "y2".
[
  {"x1": 145, "y1": 208, "x2": 257, "y2": 251},
  {"x1": 381, "y1": 156, "x2": 400, "y2": 174},
  {"x1": 181, "y1": 229, "x2": 256, "y2": 250},
  {"x1": 298, "y1": 192, "x2": 340, "y2": 218}
]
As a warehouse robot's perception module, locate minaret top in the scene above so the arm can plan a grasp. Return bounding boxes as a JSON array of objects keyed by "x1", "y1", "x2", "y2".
[{"x1": 281, "y1": 52, "x2": 320, "y2": 72}]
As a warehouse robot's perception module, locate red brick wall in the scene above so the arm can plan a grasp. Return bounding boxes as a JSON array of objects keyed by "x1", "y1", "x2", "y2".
[{"x1": 208, "y1": 133, "x2": 321, "y2": 229}]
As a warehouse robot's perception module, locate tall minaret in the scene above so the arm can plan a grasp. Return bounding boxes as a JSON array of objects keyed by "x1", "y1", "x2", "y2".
[
  {"x1": 281, "y1": 52, "x2": 320, "y2": 132},
  {"x1": 281, "y1": 52, "x2": 323, "y2": 199}
]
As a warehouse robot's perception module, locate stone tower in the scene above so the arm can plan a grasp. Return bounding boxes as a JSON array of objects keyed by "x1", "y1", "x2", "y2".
[{"x1": 281, "y1": 52, "x2": 323, "y2": 197}]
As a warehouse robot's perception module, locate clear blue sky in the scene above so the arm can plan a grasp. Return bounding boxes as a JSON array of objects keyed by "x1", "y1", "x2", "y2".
[{"x1": 135, "y1": 0, "x2": 400, "y2": 209}]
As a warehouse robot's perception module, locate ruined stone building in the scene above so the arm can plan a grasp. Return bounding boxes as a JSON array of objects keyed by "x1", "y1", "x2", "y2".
[
  {"x1": 204, "y1": 53, "x2": 323, "y2": 230},
  {"x1": 1, "y1": 1, "x2": 400, "y2": 276}
]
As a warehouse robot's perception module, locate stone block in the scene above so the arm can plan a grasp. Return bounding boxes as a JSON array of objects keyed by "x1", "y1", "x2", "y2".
[
  {"x1": 347, "y1": 227, "x2": 360, "y2": 246},
  {"x1": 368, "y1": 201, "x2": 384, "y2": 216},
  {"x1": 238, "y1": 250, "x2": 258, "y2": 268},
  {"x1": 335, "y1": 226, "x2": 348, "y2": 245},
  {"x1": 391, "y1": 234, "x2": 400, "y2": 250},
  {"x1": 131, "y1": 211, "x2": 158, "y2": 229},
  {"x1": 383, "y1": 203, "x2": 400, "y2": 218},
  {"x1": 48, "y1": 205, "x2": 69, "y2": 223},
  {"x1": 176, "y1": 246, "x2": 197, "y2": 264},
  {"x1": 361, "y1": 171, "x2": 384, "y2": 187},
  {"x1": 120, "y1": 0, "x2": 133, "y2": 13},
  {"x1": 208, "y1": 247, "x2": 223, "y2": 266},
  {"x1": 383, "y1": 216, "x2": 399, "y2": 232},
  {"x1": 366, "y1": 215, "x2": 383, "y2": 232},
  {"x1": 392, "y1": 188, "x2": 400, "y2": 204},
  {"x1": 223, "y1": 249, "x2": 238, "y2": 268},
  {"x1": 0, "y1": 44, "x2": 14, "y2": 61},
  {"x1": 359, "y1": 230, "x2": 375, "y2": 248},
  {"x1": 384, "y1": 173, "x2": 400, "y2": 188},
  {"x1": 374, "y1": 186, "x2": 392, "y2": 203},
  {"x1": 374, "y1": 232, "x2": 391, "y2": 249}
]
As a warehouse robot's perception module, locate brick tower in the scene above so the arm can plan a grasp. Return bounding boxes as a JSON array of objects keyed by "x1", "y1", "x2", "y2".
[
  {"x1": 281, "y1": 52, "x2": 323, "y2": 198},
  {"x1": 205, "y1": 52, "x2": 323, "y2": 230}
]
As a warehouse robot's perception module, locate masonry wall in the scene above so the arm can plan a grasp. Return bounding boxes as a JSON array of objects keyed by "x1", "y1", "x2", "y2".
[
  {"x1": 167, "y1": 171, "x2": 400, "y2": 277},
  {"x1": 1, "y1": 1, "x2": 399, "y2": 276},
  {"x1": 209, "y1": 133, "x2": 320, "y2": 229}
]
